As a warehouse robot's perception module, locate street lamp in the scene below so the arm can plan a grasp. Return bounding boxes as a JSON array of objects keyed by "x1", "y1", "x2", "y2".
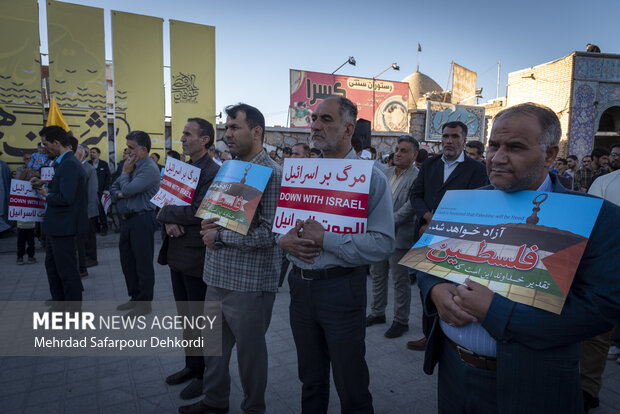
[
  {"x1": 332, "y1": 56, "x2": 356, "y2": 74},
  {"x1": 372, "y1": 63, "x2": 400, "y2": 129}
]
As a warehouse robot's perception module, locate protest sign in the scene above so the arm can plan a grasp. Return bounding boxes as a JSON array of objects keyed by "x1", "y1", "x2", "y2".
[
  {"x1": 399, "y1": 190, "x2": 603, "y2": 314},
  {"x1": 196, "y1": 160, "x2": 272, "y2": 235},
  {"x1": 8, "y1": 179, "x2": 45, "y2": 222},
  {"x1": 150, "y1": 157, "x2": 201, "y2": 208},
  {"x1": 273, "y1": 158, "x2": 373, "y2": 235},
  {"x1": 40, "y1": 166, "x2": 54, "y2": 182},
  {"x1": 101, "y1": 193, "x2": 111, "y2": 215}
]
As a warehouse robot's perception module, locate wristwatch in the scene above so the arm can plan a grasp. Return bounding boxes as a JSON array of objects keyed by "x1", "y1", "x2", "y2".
[{"x1": 214, "y1": 229, "x2": 225, "y2": 249}]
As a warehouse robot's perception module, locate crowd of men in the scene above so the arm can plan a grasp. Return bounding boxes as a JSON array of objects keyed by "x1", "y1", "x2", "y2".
[{"x1": 3, "y1": 96, "x2": 619, "y2": 414}]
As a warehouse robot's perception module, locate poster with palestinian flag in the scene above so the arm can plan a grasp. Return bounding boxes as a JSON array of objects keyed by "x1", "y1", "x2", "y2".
[
  {"x1": 195, "y1": 160, "x2": 273, "y2": 235},
  {"x1": 399, "y1": 190, "x2": 603, "y2": 314}
]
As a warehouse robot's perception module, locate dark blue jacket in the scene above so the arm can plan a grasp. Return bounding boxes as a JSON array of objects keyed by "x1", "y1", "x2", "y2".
[
  {"x1": 418, "y1": 174, "x2": 620, "y2": 414},
  {"x1": 43, "y1": 151, "x2": 89, "y2": 237}
]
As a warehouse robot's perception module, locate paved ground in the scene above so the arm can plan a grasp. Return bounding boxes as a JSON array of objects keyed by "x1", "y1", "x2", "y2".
[{"x1": 0, "y1": 230, "x2": 618, "y2": 413}]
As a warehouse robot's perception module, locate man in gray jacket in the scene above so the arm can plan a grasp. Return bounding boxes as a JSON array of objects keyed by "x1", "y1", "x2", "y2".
[
  {"x1": 366, "y1": 135, "x2": 419, "y2": 338},
  {"x1": 75, "y1": 144, "x2": 99, "y2": 276}
]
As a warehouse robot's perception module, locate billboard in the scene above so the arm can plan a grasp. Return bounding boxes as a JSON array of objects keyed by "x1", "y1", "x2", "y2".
[
  {"x1": 289, "y1": 69, "x2": 409, "y2": 132},
  {"x1": 451, "y1": 63, "x2": 477, "y2": 105},
  {"x1": 425, "y1": 101, "x2": 485, "y2": 143}
]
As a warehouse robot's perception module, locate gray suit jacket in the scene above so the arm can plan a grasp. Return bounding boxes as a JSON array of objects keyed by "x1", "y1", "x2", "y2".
[
  {"x1": 82, "y1": 161, "x2": 99, "y2": 218},
  {"x1": 384, "y1": 165, "x2": 419, "y2": 249}
]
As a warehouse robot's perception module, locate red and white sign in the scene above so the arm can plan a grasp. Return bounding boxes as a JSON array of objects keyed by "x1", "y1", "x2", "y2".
[
  {"x1": 150, "y1": 158, "x2": 201, "y2": 208},
  {"x1": 8, "y1": 179, "x2": 45, "y2": 222},
  {"x1": 101, "y1": 193, "x2": 111, "y2": 215},
  {"x1": 273, "y1": 158, "x2": 373, "y2": 235},
  {"x1": 40, "y1": 166, "x2": 54, "y2": 182}
]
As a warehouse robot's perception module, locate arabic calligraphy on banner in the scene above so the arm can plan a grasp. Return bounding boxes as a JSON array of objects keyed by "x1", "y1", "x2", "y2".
[
  {"x1": 150, "y1": 158, "x2": 201, "y2": 208},
  {"x1": 289, "y1": 69, "x2": 409, "y2": 132},
  {"x1": 195, "y1": 160, "x2": 273, "y2": 235},
  {"x1": 399, "y1": 190, "x2": 603, "y2": 314},
  {"x1": 8, "y1": 179, "x2": 45, "y2": 222},
  {"x1": 273, "y1": 158, "x2": 373, "y2": 235}
]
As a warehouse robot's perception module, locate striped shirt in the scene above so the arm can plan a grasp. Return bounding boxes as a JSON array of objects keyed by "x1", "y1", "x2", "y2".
[{"x1": 203, "y1": 149, "x2": 283, "y2": 293}]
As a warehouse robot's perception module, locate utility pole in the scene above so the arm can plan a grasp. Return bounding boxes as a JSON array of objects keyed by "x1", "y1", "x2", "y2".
[{"x1": 496, "y1": 60, "x2": 501, "y2": 99}]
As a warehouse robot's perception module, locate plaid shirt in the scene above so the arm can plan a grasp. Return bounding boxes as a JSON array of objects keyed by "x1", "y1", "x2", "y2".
[
  {"x1": 203, "y1": 149, "x2": 282, "y2": 292},
  {"x1": 574, "y1": 166, "x2": 609, "y2": 191}
]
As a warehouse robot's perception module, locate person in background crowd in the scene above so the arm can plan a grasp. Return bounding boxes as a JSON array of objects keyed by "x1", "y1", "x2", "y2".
[
  {"x1": 16, "y1": 153, "x2": 34, "y2": 180},
  {"x1": 415, "y1": 148, "x2": 428, "y2": 170},
  {"x1": 207, "y1": 144, "x2": 222, "y2": 166},
  {"x1": 75, "y1": 144, "x2": 99, "y2": 273},
  {"x1": 365, "y1": 146, "x2": 378, "y2": 160},
  {"x1": 27, "y1": 142, "x2": 51, "y2": 174},
  {"x1": 291, "y1": 142, "x2": 310, "y2": 158},
  {"x1": 582, "y1": 155, "x2": 592, "y2": 168},
  {"x1": 269, "y1": 149, "x2": 278, "y2": 161},
  {"x1": 111, "y1": 148, "x2": 129, "y2": 184},
  {"x1": 566, "y1": 154, "x2": 579, "y2": 179},
  {"x1": 180, "y1": 104, "x2": 282, "y2": 414},
  {"x1": 309, "y1": 147, "x2": 321, "y2": 158},
  {"x1": 367, "y1": 135, "x2": 419, "y2": 339},
  {"x1": 89, "y1": 146, "x2": 111, "y2": 236},
  {"x1": 574, "y1": 147, "x2": 610, "y2": 192},
  {"x1": 110, "y1": 131, "x2": 161, "y2": 317},
  {"x1": 32, "y1": 126, "x2": 88, "y2": 309},
  {"x1": 464, "y1": 140, "x2": 485, "y2": 162},
  {"x1": 158, "y1": 117, "x2": 220, "y2": 400},
  {"x1": 150, "y1": 152, "x2": 163, "y2": 171},
  {"x1": 220, "y1": 150, "x2": 231, "y2": 162},
  {"x1": 167, "y1": 149, "x2": 181, "y2": 161},
  {"x1": 608, "y1": 143, "x2": 620, "y2": 172},
  {"x1": 406, "y1": 120, "x2": 489, "y2": 352},
  {"x1": 279, "y1": 96, "x2": 395, "y2": 414},
  {"x1": 554, "y1": 158, "x2": 573, "y2": 188},
  {"x1": 418, "y1": 103, "x2": 620, "y2": 414}
]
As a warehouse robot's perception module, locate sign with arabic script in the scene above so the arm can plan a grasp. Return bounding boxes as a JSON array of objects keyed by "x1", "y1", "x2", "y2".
[
  {"x1": 150, "y1": 158, "x2": 201, "y2": 208},
  {"x1": 8, "y1": 179, "x2": 46, "y2": 222},
  {"x1": 195, "y1": 160, "x2": 273, "y2": 235},
  {"x1": 399, "y1": 190, "x2": 603, "y2": 314},
  {"x1": 289, "y1": 69, "x2": 409, "y2": 132},
  {"x1": 425, "y1": 101, "x2": 485, "y2": 142},
  {"x1": 273, "y1": 158, "x2": 373, "y2": 235}
]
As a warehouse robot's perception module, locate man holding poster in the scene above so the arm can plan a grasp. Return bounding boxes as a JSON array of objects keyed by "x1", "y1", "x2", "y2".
[
  {"x1": 156, "y1": 118, "x2": 219, "y2": 400},
  {"x1": 417, "y1": 103, "x2": 620, "y2": 413},
  {"x1": 279, "y1": 96, "x2": 395, "y2": 414},
  {"x1": 180, "y1": 104, "x2": 281, "y2": 414}
]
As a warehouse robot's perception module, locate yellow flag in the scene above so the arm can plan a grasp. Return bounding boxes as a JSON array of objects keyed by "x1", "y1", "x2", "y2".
[{"x1": 46, "y1": 97, "x2": 70, "y2": 132}]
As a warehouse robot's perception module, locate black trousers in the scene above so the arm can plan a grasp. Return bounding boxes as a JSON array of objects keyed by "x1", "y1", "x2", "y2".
[
  {"x1": 119, "y1": 212, "x2": 156, "y2": 301},
  {"x1": 85, "y1": 217, "x2": 98, "y2": 260},
  {"x1": 289, "y1": 267, "x2": 373, "y2": 414},
  {"x1": 45, "y1": 235, "x2": 82, "y2": 301},
  {"x1": 170, "y1": 268, "x2": 207, "y2": 377},
  {"x1": 17, "y1": 228, "x2": 35, "y2": 258},
  {"x1": 97, "y1": 192, "x2": 108, "y2": 232}
]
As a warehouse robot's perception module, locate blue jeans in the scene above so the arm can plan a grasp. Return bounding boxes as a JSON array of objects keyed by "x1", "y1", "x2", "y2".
[{"x1": 289, "y1": 267, "x2": 373, "y2": 414}]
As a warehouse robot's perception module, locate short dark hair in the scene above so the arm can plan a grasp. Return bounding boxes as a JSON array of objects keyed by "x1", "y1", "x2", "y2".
[
  {"x1": 68, "y1": 136, "x2": 78, "y2": 153},
  {"x1": 282, "y1": 147, "x2": 292, "y2": 155},
  {"x1": 151, "y1": 152, "x2": 160, "y2": 161},
  {"x1": 310, "y1": 148, "x2": 321, "y2": 157},
  {"x1": 591, "y1": 146, "x2": 610, "y2": 159},
  {"x1": 166, "y1": 150, "x2": 181, "y2": 160},
  {"x1": 365, "y1": 147, "x2": 377, "y2": 156},
  {"x1": 611, "y1": 143, "x2": 620, "y2": 152},
  {"x1": 441, "y1": 121, "x2": 468, "y2": 138},
  {"x1": 91, "y1": 147, "x2": 101, "y2": 154},
  {"x1": 39, "y1": 126, "x2": 70, "y2": 146},
  {"x1": 567, "y1": 155, "x2": 578, "y2": 161},
  {"x1": 126, "y1": 130, "x2": 151, "y2": 152},
  {"x1": 397, "y1": 135, "x2": 420, "y2": 152},
  {"x1": 187, "y1": 117, "x2": 215, "y2": 148},
  {"x1": 293, "y1": 143, "x2": 310, "y2": 154},
  {"x1": 583, "y1": 155, "x2": 592, "y2": 160},
  {"x1": 557, "y1": 158, "x2": 567, "y2": 166},
  {"x1": 416, "y1": 148, "x2": 429, "y2": 163},
  {"x1": 225, "y1": 103, "x2": 265, "y2": 141},
  {"x1": 493, "y1": 103, "x2": 560, "y2": 149},
  {"x1": 466, "y1": 140, "x2": 485, "y2": 155}
]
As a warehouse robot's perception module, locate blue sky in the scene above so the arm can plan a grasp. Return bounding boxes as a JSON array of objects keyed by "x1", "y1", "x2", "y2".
[{"x1": 38, "y1": 0, "x2": 619, "y2": 126}]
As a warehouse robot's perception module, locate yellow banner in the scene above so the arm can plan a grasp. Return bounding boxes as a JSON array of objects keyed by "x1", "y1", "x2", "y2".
[
  {"x1": 170, "y1": 20, "x2": 216, "y2": 155},
  {"x1": 0, "y1": 0, "x2": 43, "y2": 172},
  {"x1": 112, "y1": 11, "x2": 164, "y2": 160},
  {"x1": 47, "y1": 0, "x2": 108, "y2": 160}
]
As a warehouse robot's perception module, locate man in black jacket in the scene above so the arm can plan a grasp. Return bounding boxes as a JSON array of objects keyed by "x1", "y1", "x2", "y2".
[
  {"x1": 157, "y1": 118, "x2": 220, "y2": 400},
  {"x1": 89, "y1": 146, "x2": 110, "y2": 235},
  {"x1": 33, "y1": 126, "x2": 88, "y2": 307},
  {"x1": 406, "y1": 121, "x2": 489, "y2": 351}
]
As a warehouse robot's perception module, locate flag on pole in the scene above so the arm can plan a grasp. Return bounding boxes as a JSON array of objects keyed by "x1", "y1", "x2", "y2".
[
  {"x1": 418, "y1": 43, "x2": 422, "y2": 52},
  {"x1": 46, "y1": 97, "x2": 70, "y2": 132}
]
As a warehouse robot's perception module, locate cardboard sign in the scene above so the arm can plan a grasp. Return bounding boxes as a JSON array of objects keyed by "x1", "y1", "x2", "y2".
[
  {"x1": 196, "y1": 160, "x2": 273, "y2": 235},
  {"x1": 273, "y1": 158, "x2": 373, "y2": 235},
  {"x1": 399, "y1": 190, "x2": 603, "y2": 314},
  {"x1": 150, "y1": 157, "x2": 201, "y2": 208},
  {"x1": 8, "y1": 179, "x2": 45, "y2": 222}
]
